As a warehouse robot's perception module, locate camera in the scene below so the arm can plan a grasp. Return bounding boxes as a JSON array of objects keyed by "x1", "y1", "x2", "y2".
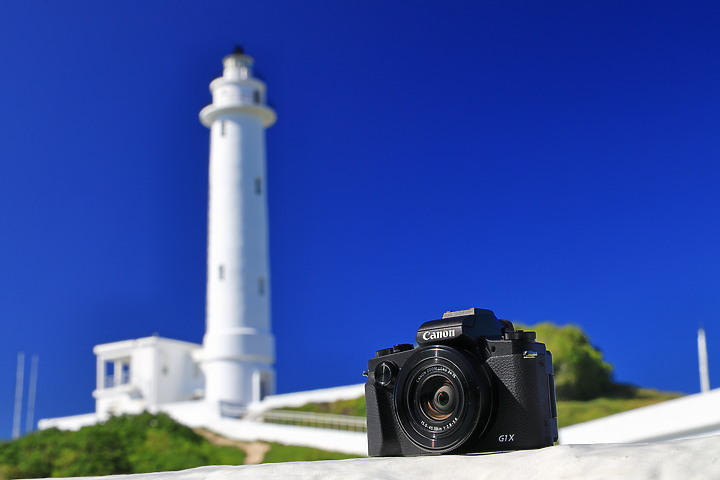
[{"x1": 364, "y1": 308, "x2": 558, "y2": 456}]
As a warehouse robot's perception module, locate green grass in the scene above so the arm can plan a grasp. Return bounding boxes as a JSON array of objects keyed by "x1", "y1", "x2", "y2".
[{"x1": 280, "y1": 396, "x2": 366, "y2": 417}]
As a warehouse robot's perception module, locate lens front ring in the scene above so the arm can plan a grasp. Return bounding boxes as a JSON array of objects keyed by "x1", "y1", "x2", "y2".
[{"x1": 393, "y1": 346, "x2": 491, "y2": 453}]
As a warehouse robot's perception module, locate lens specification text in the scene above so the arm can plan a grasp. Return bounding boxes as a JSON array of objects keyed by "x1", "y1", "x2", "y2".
[
  {"x1": 421, "y1": 416, "x2": 459, "y2": 431},
  {"x1": 415, "y1": 365, "x2": 457, "y2": 383}
]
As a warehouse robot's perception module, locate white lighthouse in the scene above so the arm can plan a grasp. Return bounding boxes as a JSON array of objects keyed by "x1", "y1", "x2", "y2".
[{"x1": 198, "y1": 47, "x2": 277, "y2": 414}]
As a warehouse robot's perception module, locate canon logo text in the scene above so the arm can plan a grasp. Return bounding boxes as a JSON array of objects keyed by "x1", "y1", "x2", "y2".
[{"x1": 422, "y1": 329, "x2": 456, "y2": 341}]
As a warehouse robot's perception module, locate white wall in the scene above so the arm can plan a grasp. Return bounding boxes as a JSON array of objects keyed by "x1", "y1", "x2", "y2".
[{"x1": 560, "y1": 388, "x2": 720, "y2": 444}]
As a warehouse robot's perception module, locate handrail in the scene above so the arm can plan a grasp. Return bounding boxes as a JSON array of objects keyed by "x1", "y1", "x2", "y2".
[{"x1": 257, "y1": 410, "x2": 367, "y2": 432}]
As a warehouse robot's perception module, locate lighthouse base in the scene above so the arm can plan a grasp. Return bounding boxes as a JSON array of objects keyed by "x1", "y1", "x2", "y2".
[{"x1": 201, "y1": 359, "x2": 275, "y2": 417}]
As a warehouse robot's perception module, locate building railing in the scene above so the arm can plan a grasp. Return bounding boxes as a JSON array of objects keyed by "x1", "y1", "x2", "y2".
[{"x1": 257, "y1": 410, "x2": 367, "y2": 432}]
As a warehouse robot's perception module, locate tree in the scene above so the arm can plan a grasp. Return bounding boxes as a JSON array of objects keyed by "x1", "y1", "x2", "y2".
[{"x1": 521, "y1": 322, "x2": 619, "y2": 401}]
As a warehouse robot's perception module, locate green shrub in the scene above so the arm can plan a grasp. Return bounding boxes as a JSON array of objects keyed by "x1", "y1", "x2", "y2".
[
  {"x1": 52, "y1": 429, "x2": 131, "y2": 477},
  {"x1": 0, "y1": 413, "x2": 245, "y2": 478},
  {"x1": 520, "y1": 322, "x2": 616, "y2": 401}
]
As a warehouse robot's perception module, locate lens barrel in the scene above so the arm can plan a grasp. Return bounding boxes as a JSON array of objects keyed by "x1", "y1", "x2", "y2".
[{"x1": 393, "y1": 345, "x2": 492, "y2": 453}]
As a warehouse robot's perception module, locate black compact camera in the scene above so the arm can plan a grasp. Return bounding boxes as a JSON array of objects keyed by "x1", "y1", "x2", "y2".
[{"x1": 364, "y1": 308, "x2": 558, "y2": 456}]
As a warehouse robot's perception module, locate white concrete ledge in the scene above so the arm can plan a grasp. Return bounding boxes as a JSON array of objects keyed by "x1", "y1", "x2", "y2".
[
  {"x1": 560, "y1": 388, "x2": 720, "y2": 444},
  {"x1": 52, "y1": 434, "x2": 720, "y2": 480}
]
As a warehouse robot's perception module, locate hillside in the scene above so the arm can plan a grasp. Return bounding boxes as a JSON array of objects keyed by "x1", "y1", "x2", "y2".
[{"x1": 0, "y1": 413, "x2": 359, "y2": 480}]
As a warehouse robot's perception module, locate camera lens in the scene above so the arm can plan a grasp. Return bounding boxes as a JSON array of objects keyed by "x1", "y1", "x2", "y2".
[
  {"x1": 393, "y1": 346, "x2": 492, "y2": 453},
  {"x1": 419, "y1": 378, "x2": 456, "y2": 421}
]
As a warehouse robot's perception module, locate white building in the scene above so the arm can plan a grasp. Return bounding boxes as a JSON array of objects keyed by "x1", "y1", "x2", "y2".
[
  {"x1": 92, "y1": 337, "x2": 204, "y2": 420},
  {"x1": 41, "y1": 48, "x2": 277, "y2": 427}
]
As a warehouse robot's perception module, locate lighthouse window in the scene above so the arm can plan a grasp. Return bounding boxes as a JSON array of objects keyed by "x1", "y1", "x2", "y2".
[
  {"x1": 258, "y1": 276, "x2": 265, "y2": 295},
  {"x1": 255, "y1": 177, "x2": 262, "y2": 195},
  {"x1": 219, "y1": 265, "x2": 225, "y2": 280},
  {"x1": 253, "y1": 90, "x2": 261, "y2": 104},
  {"x1": 220, "y1": 120, "x2": 226, "y2": 137}
]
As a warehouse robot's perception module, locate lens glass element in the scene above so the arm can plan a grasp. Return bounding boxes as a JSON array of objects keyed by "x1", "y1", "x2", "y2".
[{"x1": 419, "y1": 377, "x2": 457, "y2": 421}]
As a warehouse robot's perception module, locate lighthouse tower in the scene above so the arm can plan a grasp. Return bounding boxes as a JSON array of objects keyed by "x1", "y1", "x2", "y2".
[{"x1": 199, "y1": 48, "x2": 276, "y2": 415}]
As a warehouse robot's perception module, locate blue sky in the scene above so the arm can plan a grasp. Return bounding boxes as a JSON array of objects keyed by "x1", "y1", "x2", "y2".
[{"x1": 2, "y1": 1, "x2": 720, "y2": 438}]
